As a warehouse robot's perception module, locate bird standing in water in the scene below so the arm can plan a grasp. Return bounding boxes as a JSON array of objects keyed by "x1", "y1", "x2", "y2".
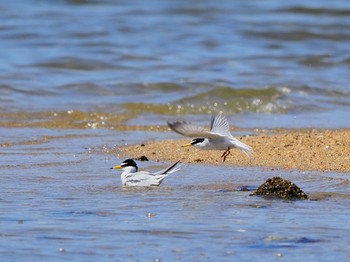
[{"x1": 111, "y1": 159, "x2": 181, "y2": 186}]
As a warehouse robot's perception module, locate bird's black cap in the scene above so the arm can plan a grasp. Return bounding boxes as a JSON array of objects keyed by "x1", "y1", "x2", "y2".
[
  {"x1": 121, "y1": 159, "x2": 137, "y2": 167},
  {"x1": 190, "y1": 138, "x2": 205, "y2": 145}
]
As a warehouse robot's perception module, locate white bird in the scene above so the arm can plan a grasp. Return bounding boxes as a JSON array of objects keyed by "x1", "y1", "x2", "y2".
[
  {"x1": 111, "y1": 159, "x2": 181, "y2": 187},
  {"x1": 167, "y1": 114, "x2": 252, "y2": 162}
]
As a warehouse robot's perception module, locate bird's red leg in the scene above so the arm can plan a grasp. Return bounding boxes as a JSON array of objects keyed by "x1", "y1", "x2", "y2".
[
  {"x1": 221, "y1": 147, "x2": 231, "y2": 162},
  {"x1": 223, "y1": 149, "x2": 231, "y2": 162},
  {"x1": 221, "y1": 147, "x2": 230, "y2": 158}
]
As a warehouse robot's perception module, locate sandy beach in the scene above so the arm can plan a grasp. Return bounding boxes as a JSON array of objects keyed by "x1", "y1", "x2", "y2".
[{"x1": 118, "y1": 128, "x2": 350, "y2": 172}]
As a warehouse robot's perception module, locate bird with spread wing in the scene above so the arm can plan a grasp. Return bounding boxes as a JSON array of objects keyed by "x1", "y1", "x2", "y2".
[{"x1": 167, "y1": 114, "x2": 252, "y2": 162}]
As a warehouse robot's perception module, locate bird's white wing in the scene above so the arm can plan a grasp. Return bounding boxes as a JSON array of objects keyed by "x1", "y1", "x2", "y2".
[
  {"x1": 125, "y1": 171, "x2": 159, "y2": 186},
  {"x1": 125, "y1": 171, "x2": 152, "y2": 181},
  {"x1": 167, "y1": 121, "x2": 209, "y2": 138},
  {"x1": 168, "y1": 120, "x2": 227, "y2": 139},
  {"x1": 209, "y1": 114, "x2": 231, "y2": 136}
]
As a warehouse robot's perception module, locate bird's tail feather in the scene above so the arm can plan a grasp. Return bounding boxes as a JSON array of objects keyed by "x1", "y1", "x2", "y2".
[{"x1": 235, "y1": 140, "x2": 253, "y2": 157}]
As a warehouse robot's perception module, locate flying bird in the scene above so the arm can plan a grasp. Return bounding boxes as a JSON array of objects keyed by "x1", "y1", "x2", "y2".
[{"x1": 167, "y1": 114, "x2": 252, "y2": 162}]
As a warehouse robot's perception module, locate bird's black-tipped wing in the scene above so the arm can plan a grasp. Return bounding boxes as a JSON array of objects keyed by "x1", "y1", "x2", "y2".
[
  {"x1": 167, "y1": 121, "x2": 210, "y2": 138},
  {"x1": 154, "y1": 160, "x2": 181, "y2": 176},
  {"x1": 168, "y1": 117, "x2": 229, "y2": 139}
]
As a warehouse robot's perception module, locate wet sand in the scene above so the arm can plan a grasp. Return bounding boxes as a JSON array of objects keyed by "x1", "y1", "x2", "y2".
[{"x1": 118, "y1": 128, "x2": 350, "y2": 172}]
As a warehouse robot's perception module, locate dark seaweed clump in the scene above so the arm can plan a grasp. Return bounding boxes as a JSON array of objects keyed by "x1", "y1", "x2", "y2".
[
  {"x1": 251, "y1": 176, "x2": 308, "y2": 200},
  {"x1": 135, "y1": 155, "x2": 149, "y2": 161}
]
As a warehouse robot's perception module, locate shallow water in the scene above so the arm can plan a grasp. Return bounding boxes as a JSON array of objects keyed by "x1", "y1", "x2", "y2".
[
  {"x1": 1, "y1": 0, "x2": 350, "y2": 261},
  {"x1": 1, "y1": 128, "x2": 350, "y2": 261}
]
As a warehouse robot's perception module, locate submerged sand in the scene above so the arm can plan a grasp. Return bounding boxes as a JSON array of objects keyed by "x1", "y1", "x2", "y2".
[{"x1": 118, "y1": 129, "x2": 350, "y2": 172}]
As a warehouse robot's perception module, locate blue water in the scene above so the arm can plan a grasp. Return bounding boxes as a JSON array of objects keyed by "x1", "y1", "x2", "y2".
[
  {"x1": 0, "y1": 0, "x2": 350, "y2": 127},
  {"x1": 1, "y1": 0, "x2": 350, "y2": 261}
]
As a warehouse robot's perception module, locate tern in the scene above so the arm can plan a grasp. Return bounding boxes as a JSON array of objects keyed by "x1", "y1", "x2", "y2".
[
  {"x1": 167, "y1": 114, "x2": 252, "y2": 162},
  {"x1": 111, "y1": 159, "x2": 181, "y2": 186}
]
